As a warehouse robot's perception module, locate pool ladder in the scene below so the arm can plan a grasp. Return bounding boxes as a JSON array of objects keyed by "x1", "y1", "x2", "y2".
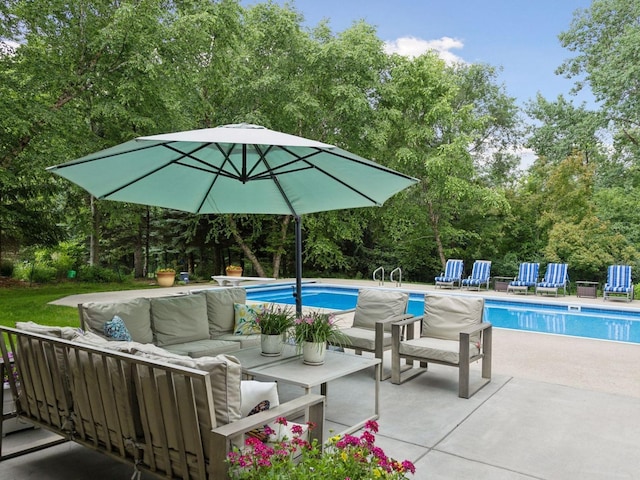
[{"x1": 373, "y1": 267, "x2": 402, "y2": 287}]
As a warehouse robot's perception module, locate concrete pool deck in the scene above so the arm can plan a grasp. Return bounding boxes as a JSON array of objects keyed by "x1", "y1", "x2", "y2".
[{"x1": 5, "y1": 278, "x2": 636, "y2": 479}]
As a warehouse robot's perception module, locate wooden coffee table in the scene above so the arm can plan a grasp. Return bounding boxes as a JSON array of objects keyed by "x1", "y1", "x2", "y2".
[{"x1": 234, "y1": 345, "x2": 380, "y2": 435}]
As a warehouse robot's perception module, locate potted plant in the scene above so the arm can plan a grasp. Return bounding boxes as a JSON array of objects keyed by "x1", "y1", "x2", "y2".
[
  {"x1": 294, "y1": 311, "x2": 348, "y2": 365},
  {"x1": 227, "y1": 419, "x2": 416, "y2": 479},
  {"x1": 225, "y1": 264, "x2": 243, "y2": 277},
  {"x1": 255, "y1": 305, "x2": 295, "y2": 356},
  {"x1": 156, "y1": 268, "x2": 176, "y2": 287}
]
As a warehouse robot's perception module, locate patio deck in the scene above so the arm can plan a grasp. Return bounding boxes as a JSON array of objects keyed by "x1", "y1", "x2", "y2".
[{"x1": 4, "y1": 280, "x2": 640, "y2": 479}]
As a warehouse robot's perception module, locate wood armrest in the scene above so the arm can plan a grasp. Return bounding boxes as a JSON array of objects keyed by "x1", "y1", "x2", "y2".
[
  {"x1": 211, "y1": 394, "x2": 325, "y2": 438},
  {"x1": 459, "y1": 322, "x2": 492, "y2": 336}
]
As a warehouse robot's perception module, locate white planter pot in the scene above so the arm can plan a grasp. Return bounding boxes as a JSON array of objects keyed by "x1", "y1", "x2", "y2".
[
  {"x1": 260, "y1": 334, "x2": 284, "y2": 356},
  {"x1": 302, "y1": 341, "x2": 326, "y2": 366}
]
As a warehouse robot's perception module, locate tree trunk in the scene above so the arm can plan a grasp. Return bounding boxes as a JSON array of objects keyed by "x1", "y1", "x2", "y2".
[
  {"x1": 428, "y1": 200, "x2": 446, "y2": 270},
  {"x1": 272, "y1": 215, "x2": 291, "y2": 279},
  {"x1": 89, "y1": 196, "x2": 100, "y2": 266},
  {"x1": 226, "y1": 215, "x2": 266, "y2": 277},
  {"x1": 133, "y1": 218, "x2": 144, "y2": 278}
]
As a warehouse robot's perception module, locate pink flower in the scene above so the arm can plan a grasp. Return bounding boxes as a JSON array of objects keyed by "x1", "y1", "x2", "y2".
[{"x1": 365, "y1": 420, "x2": 379, "y2": 433}]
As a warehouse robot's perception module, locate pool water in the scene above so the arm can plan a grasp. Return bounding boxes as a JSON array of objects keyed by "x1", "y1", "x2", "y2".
[{"x1": 246, "y1": 284, "x2": 640, "y2": 344}]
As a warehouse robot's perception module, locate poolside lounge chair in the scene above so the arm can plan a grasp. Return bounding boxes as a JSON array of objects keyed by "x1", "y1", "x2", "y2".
[
  {"x1": 507, "y1": 262, "x2": 539, "y2": 295},
  {"x1": 435, "y1": 259, "x2": 464, "y2": 289},
  {"x1": 603, "y1": 264, "x2": 634, "y2": 302},
  {"x1": 390, "y1": 293, "x2": 492, "y2": 398},
  {"x1": 461, "y1": 260, "x2": 492, "y2": 290},
  {"x1": 331, "y1": 288, "x2": 411, "y2": 380},
  {"x1": 536, "y1": 263, "x2": 569, "y2": 297}
]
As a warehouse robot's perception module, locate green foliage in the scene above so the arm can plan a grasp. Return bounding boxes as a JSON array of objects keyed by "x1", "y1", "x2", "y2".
[
  {"x1": 13, "y1": 262, "x2": 56, "y2": 284},
  {"x1": 0, "y1": 260, "x2": 14, "y2": 277},
  {"x1": 77, "y1": 265, "x2": 122, "y2": 283}
]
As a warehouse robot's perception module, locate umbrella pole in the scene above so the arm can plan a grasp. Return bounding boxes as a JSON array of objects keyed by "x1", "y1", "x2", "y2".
[{"x1": 295, "y1": 215, "x2": 303, "y2": 317}]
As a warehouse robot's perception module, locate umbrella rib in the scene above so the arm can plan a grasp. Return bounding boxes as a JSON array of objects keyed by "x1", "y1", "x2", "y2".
[
  {"x1": 48, "y1": 141, "x2": 162, "y2": 170},
  {"x1": 257, "y1": 145, "x2": 299, "y2": 217},
  {"x1": 194, "y1": 143, "x2": 242, "y2": 213}
]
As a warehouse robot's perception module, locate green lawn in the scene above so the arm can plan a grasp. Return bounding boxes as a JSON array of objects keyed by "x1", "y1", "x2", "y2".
[{"x1": 0, "y1": 280, "x2": 158, "y2": 329}]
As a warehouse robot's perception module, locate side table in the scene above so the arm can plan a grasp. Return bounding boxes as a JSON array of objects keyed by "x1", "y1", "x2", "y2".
[
  {"x1": 493, "y1": 276, "x2": 513, "y2": 292},
  {"x1": 576, "y1": 281, "x2": 598, "y2": 298}
]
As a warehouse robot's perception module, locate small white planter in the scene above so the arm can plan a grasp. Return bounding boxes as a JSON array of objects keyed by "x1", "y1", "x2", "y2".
[
  {"x1": 302, "y1": 341, "x2": 326, "y2": 365},
  {"x1": 261, "y1": 334, "x2": 284, "y2": 356},
  {"x1": 3, "y1": 384, "x2": 36, "y2": 436}
]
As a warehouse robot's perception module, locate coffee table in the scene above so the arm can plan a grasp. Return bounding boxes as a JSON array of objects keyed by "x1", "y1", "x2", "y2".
[{"x1": 234, "y1": 345, "x2": 380, "y2": 435}]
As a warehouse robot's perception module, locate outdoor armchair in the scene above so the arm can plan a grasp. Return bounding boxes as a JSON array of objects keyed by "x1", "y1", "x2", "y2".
[
  {"x1": 461, "y1": 260, "x2": 492, "y2": 290},
  {"x1": 535, "y1": 263, "x2": 569, "y2": 297},
  {"x1": 603, "y1": 264, "x2": 634, "y2": 302},
  {"x1": 435, "y1": 259, "x2": 464, "y2": 289},
  {"x1": 507, "y1": 262, "x2": 539, "y2": 295},
  {"x1": 391, "y1": 293, "x2": 492, "y2": 398},
  {"x1": 331, "y1": 288, "x2": 411, "y2": 381}
]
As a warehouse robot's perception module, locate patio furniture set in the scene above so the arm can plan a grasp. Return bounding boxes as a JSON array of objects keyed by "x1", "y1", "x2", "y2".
[
  {"x1": 436, "y1": 259, "x2": 634, "y2": 301},
  {"x1": 0, "y1": 286, "x2": 493, "y2": 479}
]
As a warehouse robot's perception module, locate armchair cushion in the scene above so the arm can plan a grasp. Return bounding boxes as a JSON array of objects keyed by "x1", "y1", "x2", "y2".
[
  {"x1": 352, "y1": 289, "x2": 409, "y2": 331},
  {"x1": 422, "y1": 294, "x2": 484, "y2": 344},
  {"x1": 339, "y1": 327, "x2": 392, "y2": 351},
  {"x1": 398, "y1": 337, "x2": 480, "y2": 365}
]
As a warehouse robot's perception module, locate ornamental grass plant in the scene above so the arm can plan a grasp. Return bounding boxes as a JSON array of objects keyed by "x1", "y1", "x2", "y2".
[
  {"x1": 227, "y1": 419, "x2": 416, "y2": 479},
  {"x1": 255, "y1": 304, "x2": 296, "y2": 335},
  {"x1": 293, "y1": 310, "x2": 348, "y2": 346}
]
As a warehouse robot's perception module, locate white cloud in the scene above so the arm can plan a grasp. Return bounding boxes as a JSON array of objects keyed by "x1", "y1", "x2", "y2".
[{"x1": 384, "y1": 36, "x2": 465, "y2": 64}]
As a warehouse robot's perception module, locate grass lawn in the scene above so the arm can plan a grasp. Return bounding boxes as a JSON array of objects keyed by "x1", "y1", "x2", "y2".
[{"x1": 0, "y1": 279, "x2": 159, "y2": 329}]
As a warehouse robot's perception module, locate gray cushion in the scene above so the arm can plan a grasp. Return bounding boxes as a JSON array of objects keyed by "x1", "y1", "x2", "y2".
[
  {"x1": 398, "y1": 336, "x2": 480, "y2": 364},
  {"x1": 213, "y1": 333, "x2": 261, "y2": 348},
  {"x1": 352, "y1": 289, "x2": 409, "y2": 331},
  {"x1": 151, "y1": 295, "x2": 209, "y2": 346},
  {"x1": 199, "y1": 288, "x2": 246, "y2": 336},
  {"x1": 340, "y1": 327, "x2": 392, "y2": 350},
  {"x1": 422, "y1": 294, "x2": 484, "y2": 344},
  {"x1": 81, "y1": 298, "x2": 153, "y2": 344},
  {"x1": 162, "y1": 339, "x2": 241, "y2": 357}
]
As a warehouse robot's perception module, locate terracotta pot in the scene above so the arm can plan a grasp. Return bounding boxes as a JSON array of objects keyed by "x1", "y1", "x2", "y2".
[
  {"x1": 156, "y1": 271, "x2": 176, "y2": 287},
  {"x1": 226, "y1": 268, "x2": 243, "y2": 277}
]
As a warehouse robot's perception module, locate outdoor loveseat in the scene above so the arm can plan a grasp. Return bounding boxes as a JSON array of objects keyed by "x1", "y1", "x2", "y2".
[{"x1": 0, "y1": 324, "x2": 325, "y2": 479}]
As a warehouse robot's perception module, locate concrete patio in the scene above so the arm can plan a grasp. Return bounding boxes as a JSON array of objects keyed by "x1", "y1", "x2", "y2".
[{"x1": 3, "y1": 280, "x2": 640, "y2": 479}]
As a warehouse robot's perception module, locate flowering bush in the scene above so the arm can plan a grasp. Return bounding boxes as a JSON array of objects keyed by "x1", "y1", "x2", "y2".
[
  {"x1": 293, "y1": 311, "x2": 348, "y2": 346},
  {"x1": 227, "y1": 419, "x2": 415, "y2": 479},
  {"x1": 255, "y1": 304, "x2": 295, "y2": 335}
]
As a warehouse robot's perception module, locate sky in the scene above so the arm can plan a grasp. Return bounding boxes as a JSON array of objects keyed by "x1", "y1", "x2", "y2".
[{"x1": 247, "y1": 0, "x2": 596, "y2": 108}]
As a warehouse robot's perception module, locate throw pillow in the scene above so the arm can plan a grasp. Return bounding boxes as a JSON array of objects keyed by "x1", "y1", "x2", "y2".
[
  {"x1": 246, "y1": 400, "x2": 270, "y2": 441},
  {"x1": 104, "y1": 315, "x2": 133, "y2": 341},
  {"x1": 233, "y1": 303, "x2": 265, "y2": 335}
]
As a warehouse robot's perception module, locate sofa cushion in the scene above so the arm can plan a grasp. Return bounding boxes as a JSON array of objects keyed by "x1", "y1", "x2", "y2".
[
  {"x1": 104, "y1": 315, "x2": 132, "y2": 341},
  {"x1": 162, "y1": 339, "x2": 241, "y2": 357},
  {"x1": 212, "y1": 333, "x2": 261, "y2": 348},
  {"x1": 240, "y1": 380, "x2": 280, "y2": 417},
  {"x1": 352, "y1": 289, "x2": 409, "y2": 331},
  {"x1": 422, "y1": 294, "x2": 484, "y2": 344},
  {"x1": 199, "y1": 288, "x2": 246, "y2": 336},
  {"x1": 151, "y1": 295, "x2": 209, "y2": 347},
  {"x1": 233, "y1": 303, "x2": 265, "y2": 335},
  {"x1": 81, "y1": 298, "x2": 153, "y2": 344},
  {"x1": 16, "y1": 321, "x2": 81, "y2": 340}
]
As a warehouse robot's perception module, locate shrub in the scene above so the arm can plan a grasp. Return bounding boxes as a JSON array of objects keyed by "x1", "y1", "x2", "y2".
[
  {"x1": 0, "y1": 259, "x2": 14, "y2": 277},
  {"x1": 77, "y1": 265, "x2": 121, "y2": 283},
  {"x1": 13, "y1": 262, "x2": 56, "y2": 283}
]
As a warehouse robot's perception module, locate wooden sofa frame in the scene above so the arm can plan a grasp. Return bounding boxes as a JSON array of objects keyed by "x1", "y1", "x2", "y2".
[{"x1": 0, "y1": 326, "x2": 325, "y2": 479}]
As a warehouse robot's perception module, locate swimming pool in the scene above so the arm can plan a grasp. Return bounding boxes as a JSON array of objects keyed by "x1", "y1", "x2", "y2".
[{"x1": 246, "y1": 283, "x2": 640, "y2": 344}]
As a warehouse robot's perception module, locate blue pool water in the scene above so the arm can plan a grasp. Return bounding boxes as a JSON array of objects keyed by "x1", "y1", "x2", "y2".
[{"x1": 246, "y1": 284, "x2": 640, "y2": 344}]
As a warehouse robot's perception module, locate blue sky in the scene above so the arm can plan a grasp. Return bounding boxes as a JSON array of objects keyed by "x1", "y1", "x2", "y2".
[{"x1": 247, "y1": 0, "x2": 595, "y2": 108}]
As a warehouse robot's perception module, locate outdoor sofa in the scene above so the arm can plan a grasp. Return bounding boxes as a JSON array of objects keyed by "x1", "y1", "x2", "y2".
[
  {"x1": 0, "y1": 323, "x2": 325, "y2": 479},
  {"x1": 78, "y1": 287, "x2": 262, "y2": 358}
]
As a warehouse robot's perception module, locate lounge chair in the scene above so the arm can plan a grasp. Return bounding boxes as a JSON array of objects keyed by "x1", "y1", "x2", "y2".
[
  {"x1": 435, "y1": 259, "x2": 464, "y2": 289},
  {"x1": 330, "y1": 288, "x2": 411, "y2": 380},
  {"x1": 536, "y1": 263, "x2": 569, "y2": 296},
  {"x1": 461, "y1": 260, "x2": 491, "y2": 290},
  {"x1": 390, "y1": 293, "x2": 492, "y2": 398},
  {"x1": 603, "y1": 265, "x2": 634, "y2": 302},
  {"x1": 507, "y1": 262, "x2": 539, "y2": 295}
]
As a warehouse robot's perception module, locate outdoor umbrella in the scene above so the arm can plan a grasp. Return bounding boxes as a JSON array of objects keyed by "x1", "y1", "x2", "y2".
[{"x1": 47, "y1": 123, "x2": 419, "y2": 314}]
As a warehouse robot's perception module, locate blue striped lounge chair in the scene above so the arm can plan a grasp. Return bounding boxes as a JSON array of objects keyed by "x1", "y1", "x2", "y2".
[
  {"x1": 461, "y1": 260, "x2": 492, "y2": 290},
  {"x1": 507, "y1": 262, "x2": 539, "y2": 295},
  {"x1": 535, "y1": 263, "x2": 569, "y2": 297},
  {"x1": 435, "y1": 259, "x2": 464, "y2": 289},
  {"x1": 603, "y1": 265, "x2": 634, "y2": 302}
]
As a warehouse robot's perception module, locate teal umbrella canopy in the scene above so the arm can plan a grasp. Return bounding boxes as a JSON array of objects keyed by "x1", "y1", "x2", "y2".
[
  {"x1": 48, "y1": 124, "x2": 419, "y2": 314},
  {"x1": 48, "y1": 123, "x2": 418, "y2": 216}
]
